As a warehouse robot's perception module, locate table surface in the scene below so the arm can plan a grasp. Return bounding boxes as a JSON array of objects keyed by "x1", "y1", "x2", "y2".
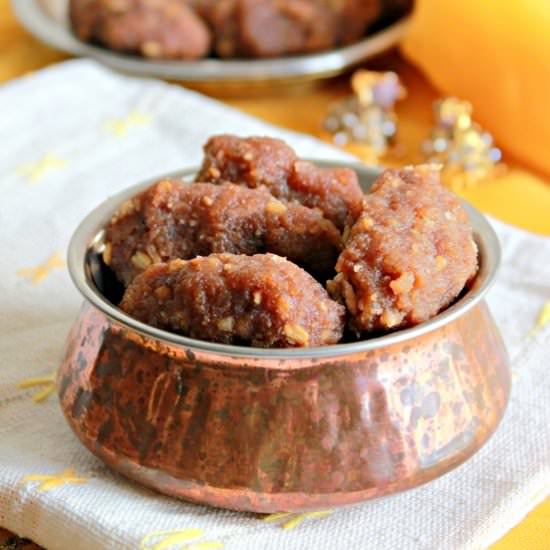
[{"x1": 1, "y1": 2, "x2": 549, "y2": 549}]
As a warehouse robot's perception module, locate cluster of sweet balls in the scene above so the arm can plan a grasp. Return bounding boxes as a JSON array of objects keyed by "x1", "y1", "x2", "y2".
[
  {"x1": 69, "y1": 0, "x2": 410, "y2": 60},
  {"x1": 104, "y1": 135, "x2": 479, "y2": 348}
]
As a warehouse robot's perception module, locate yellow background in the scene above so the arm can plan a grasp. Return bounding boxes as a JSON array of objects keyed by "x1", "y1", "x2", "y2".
[{"x1": 1, "y1": 1, "x2": 549, "y2": 548}]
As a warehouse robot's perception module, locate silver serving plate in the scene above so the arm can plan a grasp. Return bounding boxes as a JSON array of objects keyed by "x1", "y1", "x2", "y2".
[{"x1": 13, "y1": 0, "x2": 410, "y2": 89}]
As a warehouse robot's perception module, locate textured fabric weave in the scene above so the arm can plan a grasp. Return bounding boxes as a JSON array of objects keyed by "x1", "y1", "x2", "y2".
[{"x1": 0, "y1": 60, "x2": 549, "y2": 550}]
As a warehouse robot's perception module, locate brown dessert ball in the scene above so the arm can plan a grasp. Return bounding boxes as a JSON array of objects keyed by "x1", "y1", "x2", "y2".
[
  {"x1": 120, "y1": 253, "x2": 346, "y2": 347},
  {"x1": 69, "y1": 0, "x2": 211, "y2": 60},
  {"x1": 103, "y1": 179, "x2": 342, "y2": 286},
  {"x1": 197, "y1": 134, "x2": 364, "y2": 230},
  {"x1": 327, "y1": 166, "x2": 479, "y2": 333},
  {"x1": 330, "y1": 0, "x2": 383, "y2": 45},
  {"x1": 193, "y1": 0, "x2": 380, "y2": 58}
]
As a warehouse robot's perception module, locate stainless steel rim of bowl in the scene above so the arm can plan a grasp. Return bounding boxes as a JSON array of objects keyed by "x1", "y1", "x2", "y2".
[
  {"x1": 67, "y1": 162, "x2": 502, "y2": 360},
  {"x1": 13, "y1": 0, "x2": 410, "y2": 83}
]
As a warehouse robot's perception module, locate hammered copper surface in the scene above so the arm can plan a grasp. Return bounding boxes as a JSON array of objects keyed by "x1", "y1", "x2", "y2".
[{"x1": 58, "y1": 299, "x2": 510, "y2": 512}]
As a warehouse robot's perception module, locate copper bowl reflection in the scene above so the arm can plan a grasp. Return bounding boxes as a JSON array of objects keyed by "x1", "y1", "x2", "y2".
[{"x1": 59, "y1": 163, "x2": 510, "y2": 512}]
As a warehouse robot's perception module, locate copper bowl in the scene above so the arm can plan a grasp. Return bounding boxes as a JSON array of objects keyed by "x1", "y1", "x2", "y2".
[{"x1": 60, "y1": 162, "x2": 510, "y2": 513}]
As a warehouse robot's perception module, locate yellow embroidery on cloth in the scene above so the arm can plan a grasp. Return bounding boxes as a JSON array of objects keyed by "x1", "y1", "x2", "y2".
[
  {"x1": 263, "y1": 510, "x2": 333, "y2": 530},
  {"x1": 21, "y1": 468, "x2": 87, "y2": 492},
  {"x1": 524, "y1": 300, "x2": 550, "y2": 342},
  {"x1": 17, "y1": 154, "x2": 66, "y2": 183},
  {"x1": 17, "y1": 372, "x2": 56, "y2": 403},
  {"x1": 17, "y1": 252, "x2": 65, "y2": 285},
  {"x1": 140, "y1": 528, "x2": 223, "y2": 550},
  {"x1": 534, "y1": 301, "x2": 550, "y2": 331},
  {"x1": 104, "y1": 111, "x2": 151, "y2": 137}
]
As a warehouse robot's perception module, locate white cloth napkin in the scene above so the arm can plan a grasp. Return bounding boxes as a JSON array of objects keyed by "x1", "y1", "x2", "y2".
[{"x1": 0, "y1": 60, "x2": 549, "y2": 550}]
